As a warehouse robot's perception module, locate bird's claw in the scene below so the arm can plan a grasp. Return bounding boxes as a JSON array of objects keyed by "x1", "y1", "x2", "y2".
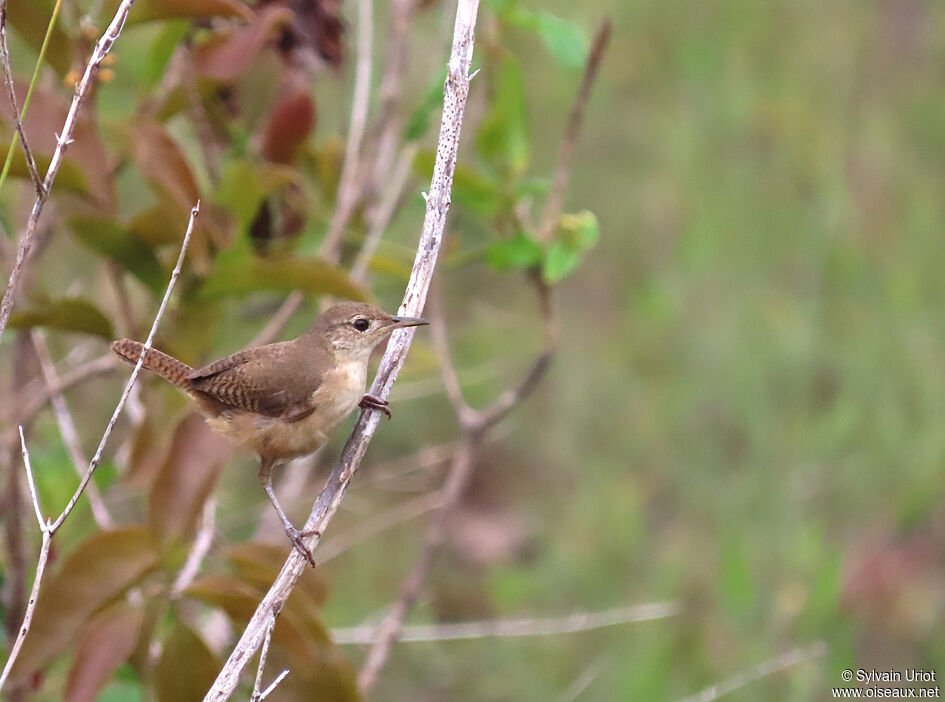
[
  {"x1": 285, "y1": 525, "x2": 318, "y2": 567},
  {"x1": 359, "y1": 394, "x2": 392, "y2": 419}
]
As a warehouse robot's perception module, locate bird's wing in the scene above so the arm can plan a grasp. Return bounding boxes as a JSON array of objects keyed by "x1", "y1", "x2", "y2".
[{"x1": 188, "y1": 342, "x2": 327, "y2": 418}]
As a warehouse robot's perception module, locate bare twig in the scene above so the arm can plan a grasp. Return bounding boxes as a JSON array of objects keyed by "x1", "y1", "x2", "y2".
[
  {"x1": 356, "y1": 439, "x2": 469, "y2": 692},
  {"x1": 351, "y1": 142, "x2": 418, "y2": 283},
  {"x1": 677, "y1": 642, "x2": 826, "y2": 702},
  {"x1": 0, "y1": 431, "x2": 52, "y2": 693},
  {"x1": 171, "y1": 496, "x2": 217, "y2": 597},
  {"x1": 250, "y1": 614, "x2": 288, "y2": 702},
  {"x1": 356, "y1": 22, "x2": 612, "y2": 685},
  {"x1": 366, "y1": 0, "x2": 413, "y2": 196},
  {"x1": 536, "y1": 18, "x2": 612, "y2": 244},
  {"x1": 335, "y1": 603, "x2": 681, "y2": 644},
  {"x1": 248, "y1": 292, "x2": 305, "y2": 348},
  {"x1": 0, "y1": 0, "x2": 138, "y2": 344},
  {"x1": 555, "y1": 657, "x2": 607, "y2": 702},
  {"x1": 317, "y1": 491, "x2": 442, "y2": 563},
  {"x1": 30, "y1": 330, "x2": 112, "y2": 528},
  {"x1": 0, "y1": 5, "x2": 44, "y2": 196},
  {"x1": 50, "y1": 202, "x2": 198, "y2": 534},
  {"x1": 0, "y1": 204, "x2": 197, "y2": 696},
  {"x1": 320, "y1": 0, "x2": 375, "y2": 261},
  {"x1": 201, "y1": 2, "x2": 480, "y2": 697}
]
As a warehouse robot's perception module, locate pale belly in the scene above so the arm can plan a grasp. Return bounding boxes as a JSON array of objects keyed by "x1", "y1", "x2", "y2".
[{"x1": 203, "y1": 360, "x2": 367, "y2": 460}]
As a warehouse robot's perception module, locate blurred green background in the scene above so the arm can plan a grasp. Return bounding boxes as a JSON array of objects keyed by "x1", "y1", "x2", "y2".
[{"x1": 2, "y1": 0, "x2": 945, "y2": 701}]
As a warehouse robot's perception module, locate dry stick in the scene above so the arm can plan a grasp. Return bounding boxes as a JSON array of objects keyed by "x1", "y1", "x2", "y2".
[
  {"x1": 0, "y1": 5, "x2": 43, "y2": 196},
  {"x1": 320, "y1": 0, "x2": 375, "y2": 262},
  {"x1": 357, "y1": 281, "x2": 554, "y2": 693},
  {"x1": 356, "y1": 441, "x2": 474, "y2": 692},
  {"x1": 535, "y1": 17, "x2": 613, "y2": 244},
  {"x1": 367, "y1": 0, "x2": 413, "y2": 196},
  {"x1": 677, "y1": 641, "x2": 826, "y2": 702},
  {"x1": 0, "y1": 0, "x2": 138, "y2": 344},
  {"x1": 0, "y1": 204, "x2": 198, "y2": 694},
  {"x1": 30, "y1": 330, "x2": 112, "y2": 528},
  {"x1": 0, "y1": 430, "x2": 53, "y2": 695},
  {"x1": 335, "y1": 603, "x2": 681, "y2": 644},
  {"x1": 316, "y1": 491, "x2": 442, "y2": 563},
  {"x1": 171, "y1": 496, "x2": 217, "y2": 597},
  {"x1": 351, "y1": 142, "x2": 418, "y2": 283},
  {"x1": 201, "y1": 2, "x2": 480, "y2": 697},
  {"x1": 249, "y1": 614, "x2": 288, "y2": 702},
  {"x1": 356, "y1": 20, "x2": 612, "y2": 688}
]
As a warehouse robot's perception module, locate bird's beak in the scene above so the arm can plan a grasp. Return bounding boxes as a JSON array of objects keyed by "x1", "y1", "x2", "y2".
[{"x1": 389, "y1": 315, "x2": 429, "y2": 329}]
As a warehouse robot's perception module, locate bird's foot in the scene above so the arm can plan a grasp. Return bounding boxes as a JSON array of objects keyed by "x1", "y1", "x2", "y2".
[
  {"x1": 359, "y1": 394, "x2": 391, "y2": 419},
  {"x1": 284, "y1": 525, "x2": 320, "y2": 567}
]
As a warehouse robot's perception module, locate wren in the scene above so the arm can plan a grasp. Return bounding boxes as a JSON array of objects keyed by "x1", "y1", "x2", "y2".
[{"x1": 111, "y1": 301, "x2": 428, "y2": 565}]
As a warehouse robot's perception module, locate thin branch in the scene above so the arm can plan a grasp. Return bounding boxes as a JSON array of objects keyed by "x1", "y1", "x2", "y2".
[
  {"x1": 49, "y1": 201, "x2": 198, "y2": 534},
  {"x1": 536, "y1": 17, "x2": 612, "y2": 244},
  {"x1": 0, "y1": 431, "x2": 51, "y2": 693},
  {"x1": 357, "y1": 439, "x2": 470, "y2": 692},
  {"x1": 0, "y1": 5, "x2": 44, "y2": 196},
  {"x1": 201, "y1": 2, "x2": 480, "y2": 697},
  {"x1": 171, "y1": 496, "x2": 217, "y2": 597},
  {"x1": 0, "y1": 204, "x2": 197, "y2": 696},
  {"x1": 250, "y1": 614, "x2": 287, "y2": 702},
  {"x1": 316, "y1": 491, "x2": 442, "y2": 563},
  {"x1": 335, "y1": 603, "x2": 681, "y2": 644},
  {"x1": 0, "y1": 0, "x2": 138, "y2": 344},
  {"x1": 351, "y1": 142, "x2": 418, "y2": 283},
  {"x1": 355, "y1": 23, "x2": 612, "y2": 684},
  {"x1": 428, "y1": 279, "x2": 474, "y2": 422},
  {"x1": 30, "y1": 330, "x2": 112, "y2": 528},
  {"x1": 677, "y1": 642, "x2": 826, "y2": 702},
  {"x1": 555, "y1": 657, "x2": 607, "y2": 702},
  {"x1": 320, "y1": 0, "x2": 375, "y2": 261},
  {"x1": 248, "y1": 291, "x2": 304, "y2": 348}
]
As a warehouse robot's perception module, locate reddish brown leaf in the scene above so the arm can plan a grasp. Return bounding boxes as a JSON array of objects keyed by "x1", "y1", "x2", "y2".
[
  {"x1": 0, "y1": 81, "x2": 113, "y2": 204},
  {"x1": 224, "y1": 542, "x2": 330, "y2": 643},
  {"x1": 64, "y1": 602, "x2": 144, "y2": 702},
  {"x1": 108, "y1": 0, "x2": 253, "y2": 23},
  {"x1": 262, "y1": 87, "x2": 317, "y2": 164},
  {"x1": 185, "y1": 576, "x2": 321, "y2": 668},
  {"x1": 193, "y1": 6, "x2": 294, "y2": 82},
  {"x1": 130, "y1": 121, "x2": 200, "y2": 215},
  {"x1": 9, "y1": 527, "x2": 160, "y2": 683},
  {"x1": 153, "y1": 622, "x2": 220, "y2": 702},
  {"x1": 148, "y1": 414, "x2": 232, "y2": 541}
]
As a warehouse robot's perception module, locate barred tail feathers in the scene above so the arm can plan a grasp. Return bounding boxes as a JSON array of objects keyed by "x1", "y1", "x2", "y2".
[{"x1": 110, "y1": 339, "x2": 194, "y2": 389}]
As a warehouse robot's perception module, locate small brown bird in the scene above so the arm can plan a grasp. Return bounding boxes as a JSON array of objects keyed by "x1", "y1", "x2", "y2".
[{"x1": 112, "y1": 301, "x2": 428, "y2": 565}]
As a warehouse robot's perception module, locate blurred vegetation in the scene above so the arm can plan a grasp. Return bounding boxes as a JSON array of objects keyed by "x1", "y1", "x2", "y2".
[{"x1": 1, "y1": 0, "x2": 944, "y2": 701}]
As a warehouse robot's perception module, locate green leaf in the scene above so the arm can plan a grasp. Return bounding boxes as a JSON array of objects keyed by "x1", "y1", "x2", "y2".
[
  {"x1": 542, "y1": 240, "x2": 582, "y2": 283},
  {"x1": 486, "y1": 232, "x2": 543, "y2": 271},
  {"x1": 561, "y1": 210, "x2": 600, "y2": 249},
  {"x1": 9, "y1": 527, "x2": 161, "y2": 683},
  {"x1": 146, "y1": 20, "x2": 190, "y2": 86},
  {"x1": 213, "y1": 159, "x2": 297, "y2": 233},
  {"x1": 405, "y1": 67, "x2": 447, "y2": 141},
  {"x1": 198, "y1": 254, "x2": 369, "y2": 301},
  {"x1": 534, "y1": 12, "x2": 588, "y2": 68},
  {"x1": 8, "y1": 296, "x2": 114, "y2": 339},
  {"x1": 477, "y1": 54, "x2": 530, "y2": 175},
  {"x1": 70, "y1": 217, "x2": 165, "y2": 293},
  {"x1": 153, "y1": 623, "x2": 220, "y2": 702}
]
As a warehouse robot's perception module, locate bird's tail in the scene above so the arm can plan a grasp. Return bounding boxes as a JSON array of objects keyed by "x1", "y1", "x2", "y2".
[{"x1": 111, "y1": 339, "x2": 194, "y2": 389}]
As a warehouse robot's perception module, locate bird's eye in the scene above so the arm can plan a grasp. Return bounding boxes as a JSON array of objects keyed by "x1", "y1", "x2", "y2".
[{"x1": 352, "y1": 317, "x2": 370, "y2": 332}]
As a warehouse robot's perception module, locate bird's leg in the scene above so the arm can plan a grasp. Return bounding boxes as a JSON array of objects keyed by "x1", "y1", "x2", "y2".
[
  {"x1": 258, "y1": 457, "x2": 319, "y2": 567},
  {"x1": 359, "y1": 394, "x2": 391, "y2": 419}
]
